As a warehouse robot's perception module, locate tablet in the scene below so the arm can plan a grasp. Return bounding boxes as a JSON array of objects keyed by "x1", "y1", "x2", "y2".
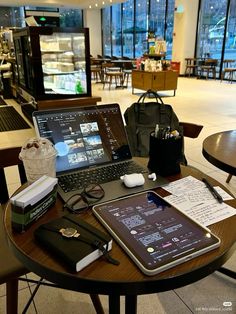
[{"x1": 92, "y1": 191, "x2": 220, "y2": 276}]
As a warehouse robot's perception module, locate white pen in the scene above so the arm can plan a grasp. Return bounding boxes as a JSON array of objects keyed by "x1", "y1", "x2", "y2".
[{"x1": 154, "y1": 124, "x2": 159, "y2": 138}]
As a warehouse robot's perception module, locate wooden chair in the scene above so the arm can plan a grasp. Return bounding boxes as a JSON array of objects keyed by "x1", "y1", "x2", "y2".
[
  {"x1": 179, "y1": 122, "x2": 203, "y2": 139},
  {"x1": 198, "y1": 59, "x2": 218, "y2": 79},
  {"x1": 102, "y1": 62, "x2": 123, "y2": 90},
  {"x1": 179, "y1": 122, "x2": 203, "y2": 166},
  {"x1": 0, "y1": 147, "x2": 29, "y2": 314},
  {"x1": 91, "y1": 65, "x2": 102, "y2": 83},
  {"x1": 0, "y1": 147, "x2": 104, "y2": 314},
  {"x1": 123, "y1": 61, "x2": 134, "y2": 86},
  {"x1": 221, "y1": 59, "x2": 236, "y2": 83},
  {"x1": 184, "y1": 58, "x2": 198, "y2": 77}
]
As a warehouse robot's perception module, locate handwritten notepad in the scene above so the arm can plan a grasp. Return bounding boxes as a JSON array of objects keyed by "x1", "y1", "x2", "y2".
[{"x1": 163, "y1": 176, "x2": 236, "y2": 226}]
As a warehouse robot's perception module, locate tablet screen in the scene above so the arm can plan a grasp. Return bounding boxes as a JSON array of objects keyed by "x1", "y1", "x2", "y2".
[{"x1": 93, "y1": 191, "x2": 220, "y2": 275}]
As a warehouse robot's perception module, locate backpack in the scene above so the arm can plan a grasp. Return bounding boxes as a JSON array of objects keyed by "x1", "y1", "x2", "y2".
[{"x1": 124, "y1": 90, "x2": 182, "y2": 157}]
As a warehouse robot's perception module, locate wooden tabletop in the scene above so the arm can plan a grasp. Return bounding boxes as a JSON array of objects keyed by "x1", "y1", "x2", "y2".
[
  {"x1": 202, "y1": 130, "x2": 236, "y2": 175},
  {"x1": 4, "y1": 165, "x2": 236, "y2": 312}
]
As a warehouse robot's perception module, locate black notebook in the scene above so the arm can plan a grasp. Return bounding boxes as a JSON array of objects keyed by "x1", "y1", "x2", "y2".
[{"x1": 34, "y1": 214, "x2": 113, "y2": 272}]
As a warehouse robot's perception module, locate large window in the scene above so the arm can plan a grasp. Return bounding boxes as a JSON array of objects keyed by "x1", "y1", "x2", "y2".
[
  {"x1": 165, "y1": 0, "x2": 175, "y2": 58},
  {"x1": 224, "y1": 0, "x2": 236, "y2": 60},
  {"x1": 135, "y1": 1, "x2": 148, "y2": 57},
  {"x1": 197, "y1": 0, "x2": 227, "y2": 60},
  {"x1": 122, "y1": 0, "x2": 134, "y2": 58},
  {"x1": 102, "y1": 6, "x2": 112, "y2": 57},
  {"x1": 112, "y1": 4, "x2": 122, "y2": 57},
  {"x1": 102, "y1": 0, "x2": 174, "y2": 58},
  {"x1": 59, "y1": 8, "x2": 83, "y2": 28},
  {"x1": 196, "y1": 0, "x2": 236, "y2": 78},
  {"x1": 0, "y1": 7, "x2": 24, "y2": 27}
]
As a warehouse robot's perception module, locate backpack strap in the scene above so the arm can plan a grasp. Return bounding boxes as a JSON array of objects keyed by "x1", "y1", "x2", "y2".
[
  {"x1": 137, "y1": 90, "x2": 164, "y2": 105},
  {"x1": 136, "y1": 90, "x2": 167, "y2": 126}
]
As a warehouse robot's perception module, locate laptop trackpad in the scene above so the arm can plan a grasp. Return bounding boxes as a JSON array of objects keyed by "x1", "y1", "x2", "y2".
[{"x1": 100, "y1": 173, "x2": 168, "y2": 203}]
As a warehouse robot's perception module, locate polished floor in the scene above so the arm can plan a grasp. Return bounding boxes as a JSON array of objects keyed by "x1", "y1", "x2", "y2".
[{"x1": 0, "y1": 77, "x2": 235, "y2": 313}]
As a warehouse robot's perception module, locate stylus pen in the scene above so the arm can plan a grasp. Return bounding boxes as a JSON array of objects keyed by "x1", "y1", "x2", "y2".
[{"x1": 202, "y1": 178, "x2": 223, "y2": 203}]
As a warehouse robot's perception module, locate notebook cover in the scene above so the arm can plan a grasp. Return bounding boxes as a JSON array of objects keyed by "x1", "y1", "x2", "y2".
[{"x1": 34, "y1": 214, "x2": 112, "y2": 272}]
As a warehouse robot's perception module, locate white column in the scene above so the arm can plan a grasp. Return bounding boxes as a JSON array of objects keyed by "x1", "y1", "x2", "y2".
[
  {"x1": 172, "y1": 0, "x2": 199, "y2": 74},
  {"x1": 83, "y1": 9, "x2": 102, "y2": 57}
]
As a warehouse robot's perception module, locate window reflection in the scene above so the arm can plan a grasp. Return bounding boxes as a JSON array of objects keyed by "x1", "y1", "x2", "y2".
[{"x1": 224, "y1": 0, "x2": 236, "y2": 61}]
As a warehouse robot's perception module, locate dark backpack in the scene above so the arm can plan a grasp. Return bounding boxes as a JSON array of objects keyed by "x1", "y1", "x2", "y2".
[{"x1": 124, "y1": 90, "x2": 182, "y2": 157}]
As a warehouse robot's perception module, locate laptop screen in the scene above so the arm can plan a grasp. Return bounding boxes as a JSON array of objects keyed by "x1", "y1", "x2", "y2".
[{"x1": 33, "y1": 104, "x2": 132, "y2": 174}]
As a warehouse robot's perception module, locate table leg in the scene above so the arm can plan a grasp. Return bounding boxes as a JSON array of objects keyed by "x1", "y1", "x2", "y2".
[
  {"x1": 125, "y1": 295, "x2": 137, "y2": 314},
  {"x1": 108, "y1": 294, "x2": 120, "y2": 314},
  {"x1": 90, "y1": 294, "x2": 105, "y2": 314},
  {"x1": 108, "y1": 294, "x2": 137, "y2": 314},
  {"x1": 226, "y1": 174, "x2": 232, "y2": 183}
]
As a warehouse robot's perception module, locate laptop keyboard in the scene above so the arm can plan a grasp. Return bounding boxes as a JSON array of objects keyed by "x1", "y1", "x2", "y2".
[{"x1": 58, "y1": 161, "x2": 147, "y2": 193}]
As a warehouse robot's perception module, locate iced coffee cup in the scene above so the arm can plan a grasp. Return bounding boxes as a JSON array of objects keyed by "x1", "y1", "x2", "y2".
[{"x1": 19, "y1": 137, "x2": 57, "y2": 184}]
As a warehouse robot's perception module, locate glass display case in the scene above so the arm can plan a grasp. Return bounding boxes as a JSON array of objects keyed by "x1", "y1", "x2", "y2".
[{"x1": 13, "y1": 26, "x2": 91, "y2": 101}]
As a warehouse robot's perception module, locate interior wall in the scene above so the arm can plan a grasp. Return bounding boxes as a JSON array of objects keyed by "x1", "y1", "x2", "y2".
[
  {"x1": 83, "y1": 9, "x2": 102, "y2": 57},
  {"x1": 172, "y1": 0, "x2": 199, "y2": 74}
]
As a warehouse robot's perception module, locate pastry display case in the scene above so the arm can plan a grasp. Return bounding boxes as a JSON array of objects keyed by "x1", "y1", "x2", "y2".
[{"x1": 13, "y1": 26, "x2": 91, "y2": 101}]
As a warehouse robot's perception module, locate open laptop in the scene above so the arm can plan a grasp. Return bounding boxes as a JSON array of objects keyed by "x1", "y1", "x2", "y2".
[{"x1": 33, "y1": 104, "x2": 168, "y2": 204}]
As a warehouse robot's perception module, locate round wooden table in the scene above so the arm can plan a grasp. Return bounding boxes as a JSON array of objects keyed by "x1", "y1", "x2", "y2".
[
  {"x1": 4, "y1": 165, "x2": 236, "y2": 314},
  {"x1": 202, "y1": 130, "x2": 236, "y2": 182}
]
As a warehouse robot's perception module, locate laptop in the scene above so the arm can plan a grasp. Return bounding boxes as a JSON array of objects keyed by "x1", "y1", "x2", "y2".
[{"x1": 33, "y1": 104, "x2": 168, "y2": 204}]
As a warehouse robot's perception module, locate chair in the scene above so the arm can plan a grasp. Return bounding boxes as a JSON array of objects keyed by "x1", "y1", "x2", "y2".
[
  {"x1": 179, "y1": 122, "x2": 203, "y2": 139},
  {"x1": 123, "y1": 61, "x2": 134, "y2": 86},
  {"x1": 0, "y1": 146, "x2": 29, "y2": 314},
  {"x1": 198, "y1": 59, "x2": 218, "y2": 79},
  {"x1": 102, "y1": 62, "x2": 123, "y2": 90},
  {"x1": 0, "y1": 147, "x2": 105, "y2": 314},
  {"x1": 179, "y1": 122, "x2": 203, "y2": 166},
  {"x1": 184, "y1": 58, "x2": 198, "y2": 77},
  {"x1": 221, "y1": 59, "x2": 236, "y2": 83},
  {"x1": 90, "y1": 62, "x2": 102, "y2": 83}
]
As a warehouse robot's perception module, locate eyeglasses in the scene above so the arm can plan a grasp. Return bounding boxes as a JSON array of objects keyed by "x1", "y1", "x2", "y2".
[{"x1": 63, "y1": 184, "x2": 105, "y2": 213}]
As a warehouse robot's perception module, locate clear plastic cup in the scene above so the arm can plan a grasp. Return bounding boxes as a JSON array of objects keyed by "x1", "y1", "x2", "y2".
[{"x1": 19, "y1": 137, "x2": 57, "y2": 184}]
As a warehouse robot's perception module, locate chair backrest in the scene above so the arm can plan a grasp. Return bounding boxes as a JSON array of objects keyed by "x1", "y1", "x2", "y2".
[
  {"x1": 123, "y1": 61, "x2": 134, "y2": 70},
  {"x1": 204, "y1": 59, "x2": 218, "y2": 67},
  {"x1": 0, "y1": 146, "x2": 27, "y2": 204},
  {"x1": 179, "y1": 122, "x2": 203, "y2": 139}
]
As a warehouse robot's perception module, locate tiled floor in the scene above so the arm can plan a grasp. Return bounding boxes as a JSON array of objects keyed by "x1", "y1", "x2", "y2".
[{"x1": 0, "y1": 77, "x2": 235, "y2": 313}]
